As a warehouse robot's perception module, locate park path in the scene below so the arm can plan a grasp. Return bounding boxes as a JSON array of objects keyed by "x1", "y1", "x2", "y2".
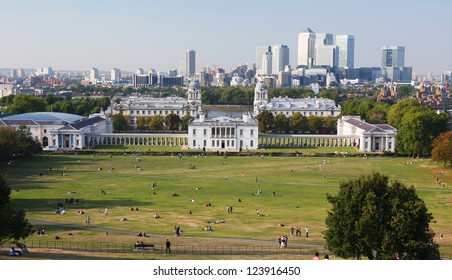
[{"x1": 29, "y1": 219, "x2": 324, "y2": 249}]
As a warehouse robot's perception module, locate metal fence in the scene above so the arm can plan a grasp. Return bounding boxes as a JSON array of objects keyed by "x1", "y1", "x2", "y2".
[{"x1": 1, "y1": 241, "x2": 328, "y2": 256}]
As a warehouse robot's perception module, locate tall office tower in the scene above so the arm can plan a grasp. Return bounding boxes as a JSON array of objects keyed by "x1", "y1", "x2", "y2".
[
  {"x1": 17, "y1": 68, "x2": 24, "y2": 78},
  {"x1": 135, "y1": 68, "x2": 144, "y2": 75},
  {"x1": 256, "y1": 46, "x2": 271, "y2": 74},
  {"x1": 336, "y1": 35, "x2": 355, "y2": 69},
  {"x1": 178, "y1": 61, "x2": 186, "y2": 78},
  {"x1": 314, "y1": 45, "x2": 338, "y2": 67},
  {"x1": 111, "y1": 68, "x2": 121, "y2": 83},
  {"x1": 10, "y1": 69, "x2": 17, "y2": 78},
  {"x1": 272, "y1": 44, "x2": 290, "y2": 74},
  {"x1": 185, "y1": 50, "x2": 196, "y2": 79},
  {"x1": 261, "y1": 51, "x2": 273, "y2": 75},
  {"x1": 297, "y1": 27, "x2": 316, "y2": 67},
  {"x1": 381, "y1": 46, "x2": 405, "y2": 68},
  {"x1": 315, "y1": 33, "x2": 333, "y2": 46},
  {"x1": 381, "y1": 46, "x2": 410, "y2": 81},
  {"x1": 90, "y1": 68, "x2": 99, "y2": 84}
]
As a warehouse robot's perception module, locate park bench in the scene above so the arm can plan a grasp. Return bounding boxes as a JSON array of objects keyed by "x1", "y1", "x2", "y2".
[{"x1": 134, "y1": 243, "x2": 155, "y2": 252}]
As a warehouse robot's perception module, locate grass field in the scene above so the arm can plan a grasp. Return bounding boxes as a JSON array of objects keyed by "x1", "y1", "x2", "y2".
[{"x1": 2, "y1": 152, "x2": 452, "y2": 259}]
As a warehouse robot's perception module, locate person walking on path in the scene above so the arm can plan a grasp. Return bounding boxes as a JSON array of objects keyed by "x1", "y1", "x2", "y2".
[{"x1": 166, "y1": 239, "x2": 171, "y2": 253}]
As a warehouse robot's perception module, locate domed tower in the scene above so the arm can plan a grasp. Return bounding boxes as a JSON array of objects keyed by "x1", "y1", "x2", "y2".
[
  {"x1": 254, "y1": 80, "x2": 268, "y2": 114},
  {"x1": 187, "y1": 80, "x2": 202, "y2": 106}
]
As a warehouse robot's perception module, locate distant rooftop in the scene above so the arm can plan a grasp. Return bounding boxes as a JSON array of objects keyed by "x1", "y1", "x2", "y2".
[{"x1": 0, "y1": 112, "x2": 85, "y2": 124}]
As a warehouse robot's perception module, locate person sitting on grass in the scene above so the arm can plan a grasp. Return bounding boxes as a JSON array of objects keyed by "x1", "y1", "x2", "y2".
[{"x1": 9, "y1": 247, "x2": 21, "y2": 256}]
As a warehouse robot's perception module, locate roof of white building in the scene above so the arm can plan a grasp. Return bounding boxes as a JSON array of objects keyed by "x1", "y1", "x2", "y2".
[
  {"x1": 0, "y1": 112, "x2": 85, "y2": 124},
  {"x1": 258, "y1": 97, "x2": 341, "y2": 111},
  {"x1": 344, "y1": 117, "x2": 397, "y2": 133},
  {"x1": 191, "y1": 114, "x2": 257, "y2": 125},
  {"x1": 114, "y1": 96, "x2": 198, "y2": 110}
]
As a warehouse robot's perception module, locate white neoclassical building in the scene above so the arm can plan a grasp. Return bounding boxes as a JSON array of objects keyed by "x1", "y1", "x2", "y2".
[
  {"x1": 188, "y1": 112, "x2": 258, "y2": 151},
  {"x1": 112, "y1": 81, "x2": 202, "y2": 126},
  {"x1": 253, "y1": 80, "x2": 341, "y2": 117},
  {"x1": 337, "y1": 116, "x2": 397, "y2": 152}
]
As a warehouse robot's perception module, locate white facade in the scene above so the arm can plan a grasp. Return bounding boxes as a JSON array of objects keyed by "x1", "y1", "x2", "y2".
[
  {"x1": 336, "y1": 35, "x2": 355, "y2": 69},
  {"x1": 314, "y1": 45, "x2": 338, "y2": 67},
  {"x1": 188, "y1": 113, "x2": 258, "y2": 151},
  {"x1": 253, "y1": 80, "x2": 341, "y2": 117},
  {"x1": 297, "y1": 28, "x2": 316, "y2": 67},
  {"x1": 0, "y1": 112, "x2": 111, "y2": 149},
  {"x1": 112, "y1": 81, "x2": 202, "y2": 125},
  {"x1": 90, "y1": 68, "x2": 99, "y2": 84},
  {"x1": 0, "y1": 84, "x2": 15, "y2": 97},
  {"x1": 261, "y1": 51, "x2": 273, "y2": 75},
  {"x1": 271, "y1": 44, "x2": 290, "y2": 74},
  {"x1": 337, "y1": 116, "x2": 397, "y2": 152},
  {"x1": 111, "y1": 68, "x2": 121, "y2": 83}
]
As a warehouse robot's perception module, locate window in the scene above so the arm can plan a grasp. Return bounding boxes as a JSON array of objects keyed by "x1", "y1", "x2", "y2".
[
  {"x1": 131, "y1": 110, "x2": 134, "y2": 114},
  {"x1": 212, "y1": 140, "x2": 215, "y2": 147},
  {"x1": 204, "y1": 129, "x2": 207, "y2": 136},
  {"x1": 227, "y1": 140, "x2": 230, "y2": 147},
  {"x1": 44, "y1": 129, "x2": 47, "y2": 133},
  {"x1": 192, "y1": 129, "x2": 196, "y2": 136},
  {"x1": 193, "y1": 140, "x2": 196, "y2": 147},
  {"x1": 240, "y1": 140, "x2": 243, "y2": 147},
  {"x1": 251, "y1": 140, "x2": 254, "y2": 147},
  {"x1": 142, "y1": 111, "x2": 145, "y2": 114},
  {"x1": 250, "y1": 129, "x2": 254, "y2": 136},
  {"x1": 231, "y1": 140, "x2": 234, "y2": 146},
  {"x1": 204, "y1": 140, "x2": 207, "y2": 147},
  {"x1": 240, "y1": 129, "x2": 243, "y2": 136}
]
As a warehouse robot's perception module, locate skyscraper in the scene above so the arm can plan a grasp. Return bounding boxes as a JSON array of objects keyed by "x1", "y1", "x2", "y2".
[
  {"x1": 381, "y1": 46, "x2": 411, "y2": 82},
  {"x1": 297, "y1": 27, "x2": 316, "y2": 67},
  {"x1": 90, "y1": 68, "x2": 99, "y2": 84},
  {"x1": 185, "y1": 50, "x2": 196, "y2": 79},
  {"x1": 336, "y1": 35, "x2": 355, "y2": 69},
  {"x1": 256, "y1": 46, "x2": 271, "y2": 74},
  {"x1": 261, "y1": 51, "x2": 272, "y2": 75},
  {"x1": 272, "y1": 44, "x2": 290, "y2": 74},
  {"x1": 314, "y1": 45, "x2": 338, "y2": 67},
  {"x1": 111, "y1": 68, "x2": 121, "y2": 84},
  {"x1": 381, "y1": 46, "x2": 405, "y2": 68}
]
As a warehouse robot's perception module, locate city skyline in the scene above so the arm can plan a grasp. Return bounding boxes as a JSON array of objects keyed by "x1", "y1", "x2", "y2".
[{"x1": 1, "y1": 0, "x2": 451, "y2": 74}]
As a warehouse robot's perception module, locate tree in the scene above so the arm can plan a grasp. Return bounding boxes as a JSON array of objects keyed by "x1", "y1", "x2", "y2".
[
  {"x1": 387, "y1": 99, "x2": 421, "y2": 128},
  {"x1": 0, "y1": 127, "x2": 21, "y2": 161},
  {"x1": 432, "y1": 131, "x2": 452, "y2": 167},
  {"x1": 0, "y1": 172, "x2": 34, "y2": 246},
  {"x1": 7, "y1": 95, "x2": 46, "y2": 114},
  {"x1": 181, "y1": 114, "x2": 192, "y2": 131},
  {"x1": 308, "y1": 116, "x2": 323, "y2": 133},
  {"x1": 165, "y1": 113, "x2": 181, "y2": 132},
  {"x1": 274, "y1": 113, "x2": 289, "y2": 133},
  {"x1": 112, "y1": 113, "x2": 127, "y2": 132},
  {"x1": 148, "y1": 115, "x2": 164, "y2": 132},
  {"x1": 289, "y1": 113, "x2": 307, "y2": 133},
  {"x1": 396, "y1": 108, "x2": 448, "y2": 157},
  {"x1": 136, "y1": 116, "x2": 148, "y2": 132},
  {"x1": 325, "y1": 172, "x2": 440, "y2": 260},
  {"x1": 324, "y1": 116, "x2": 337, "y2": 133},
  {"x1": 256, "y1": 110, "x2": 274, "y2": 133},
  {"x1": 16, "y1": 125, "x2": 42, "y2": 157}
]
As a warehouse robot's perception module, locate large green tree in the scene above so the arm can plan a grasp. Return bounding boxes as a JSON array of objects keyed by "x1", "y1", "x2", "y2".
[
  {"x1": 181, "y1": 114, "x2": 192, "y2": 131},
  {"x1": 112, "y1": 113, "x2": 127, "y2": 132},
  {"x1": 432, "y1": 131, "x2": 452, "y2": 167},
  {"x1": 325, "y1": 172, "x2": 440, "y2": 260},
  {"x1": 274, "y1": 113, "x2": 289, "y2": 133},
  {"x1": 7, "y1": 95, "x2": 46, "y2": 114},
  {"x1": 256, "y1": 110, "x2": 274, "y2": 133},
  {"x1": 165, "y1": 113, "x2": 181, "y2": 132},
  {"x1": 0, "y1": 172, "x2": 34, "y2": 246},
  {"x1": 148, "y1": 115, "x2": 164, "y2": 132},
  {"x1": 289, "y1": 113, "x2": 308, "y2": 133}
]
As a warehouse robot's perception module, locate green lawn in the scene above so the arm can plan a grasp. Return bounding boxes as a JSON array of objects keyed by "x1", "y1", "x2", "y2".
[{"x1": 3, "y1": 154, "x2": 452, "y2": 258}]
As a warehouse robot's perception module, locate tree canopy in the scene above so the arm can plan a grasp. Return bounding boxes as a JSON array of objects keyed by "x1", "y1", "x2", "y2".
[
  {"x1": 432, "y1": 131, "x2": 452, "y2": 167},
  {"x1": 0, "y1": 172, "x2": 34, "y2": 246},
  {"x1": 0, "y1": 125, "x2": 41, "y2": 161},
  {"x1": 325, "y1": 172, "x2": 440, "y2": 260}
]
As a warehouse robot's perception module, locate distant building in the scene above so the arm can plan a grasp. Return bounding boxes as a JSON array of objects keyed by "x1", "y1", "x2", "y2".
[
  {"x1": 188, "y1": 112, "x2": 258, "y2": 151},
  {"x1": 381, "y1": 46, "x2": 412, "y2": 82},
  {"x1": 111, "y1": 68, "x2": 121, "y2": 84},
  {"x1": 314, "y1": 45, "x2": 338, "y2": 67},
  {"x1": 256, "y1": 46, "x2": 271, "y2": 75},
  {"x1": 90, "y1": 68, "x2": 99, "y2": 84},
  {"x1": 271, "y1": 44, "x2": 290, "y2": 74},
  {"x1": 185, "y1": 50, "x2": 196, "y2": 79},
  {"x1": 112, "y1": 81, "x2": 202, "y2": 125},
  {"x1": 253, "y1": 80, "x2": 341, "y2": 117},
  {"x1": 336, "y1": 35, "x2": 355, "y2": 69},
  {"x1": 36, "y1": 67, "x2": 54, "y2": 77},
  {"x1": 297, "y1": 27, "x2": 316, "y2": 67},
  {"x1": 337, "y1": 116, "x2": 397, "y2": 152},
  {"x1": 0, "y1": 112, "x2": 111, "y2": 149}
]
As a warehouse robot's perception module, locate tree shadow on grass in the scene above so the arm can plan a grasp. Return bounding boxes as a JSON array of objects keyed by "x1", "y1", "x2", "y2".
[{"x1": 12, "y1": 198, "x2": 154, "y2": 211}]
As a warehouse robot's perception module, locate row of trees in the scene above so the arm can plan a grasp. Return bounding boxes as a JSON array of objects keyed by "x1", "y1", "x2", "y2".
[
  {"x1": 256, "y1": 111, "x2": 337, "y2": 134},
  {"x1": 340, "y1": 98, "x2": 391, "y2": 124},
  {"x1": 0, "y1": 125, "x2": 42, "y2": 161},
  {"x1": 112, "y1": 113, "x2": 192, "y2": 133},
  {"x1": 0, "y1": 95, "x2": 110, "y2": 116}
]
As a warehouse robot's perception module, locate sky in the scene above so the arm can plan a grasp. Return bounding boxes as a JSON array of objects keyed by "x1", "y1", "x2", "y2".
[{"x1": 1, "y1": 0, "x2": 451, "y2": 74}]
